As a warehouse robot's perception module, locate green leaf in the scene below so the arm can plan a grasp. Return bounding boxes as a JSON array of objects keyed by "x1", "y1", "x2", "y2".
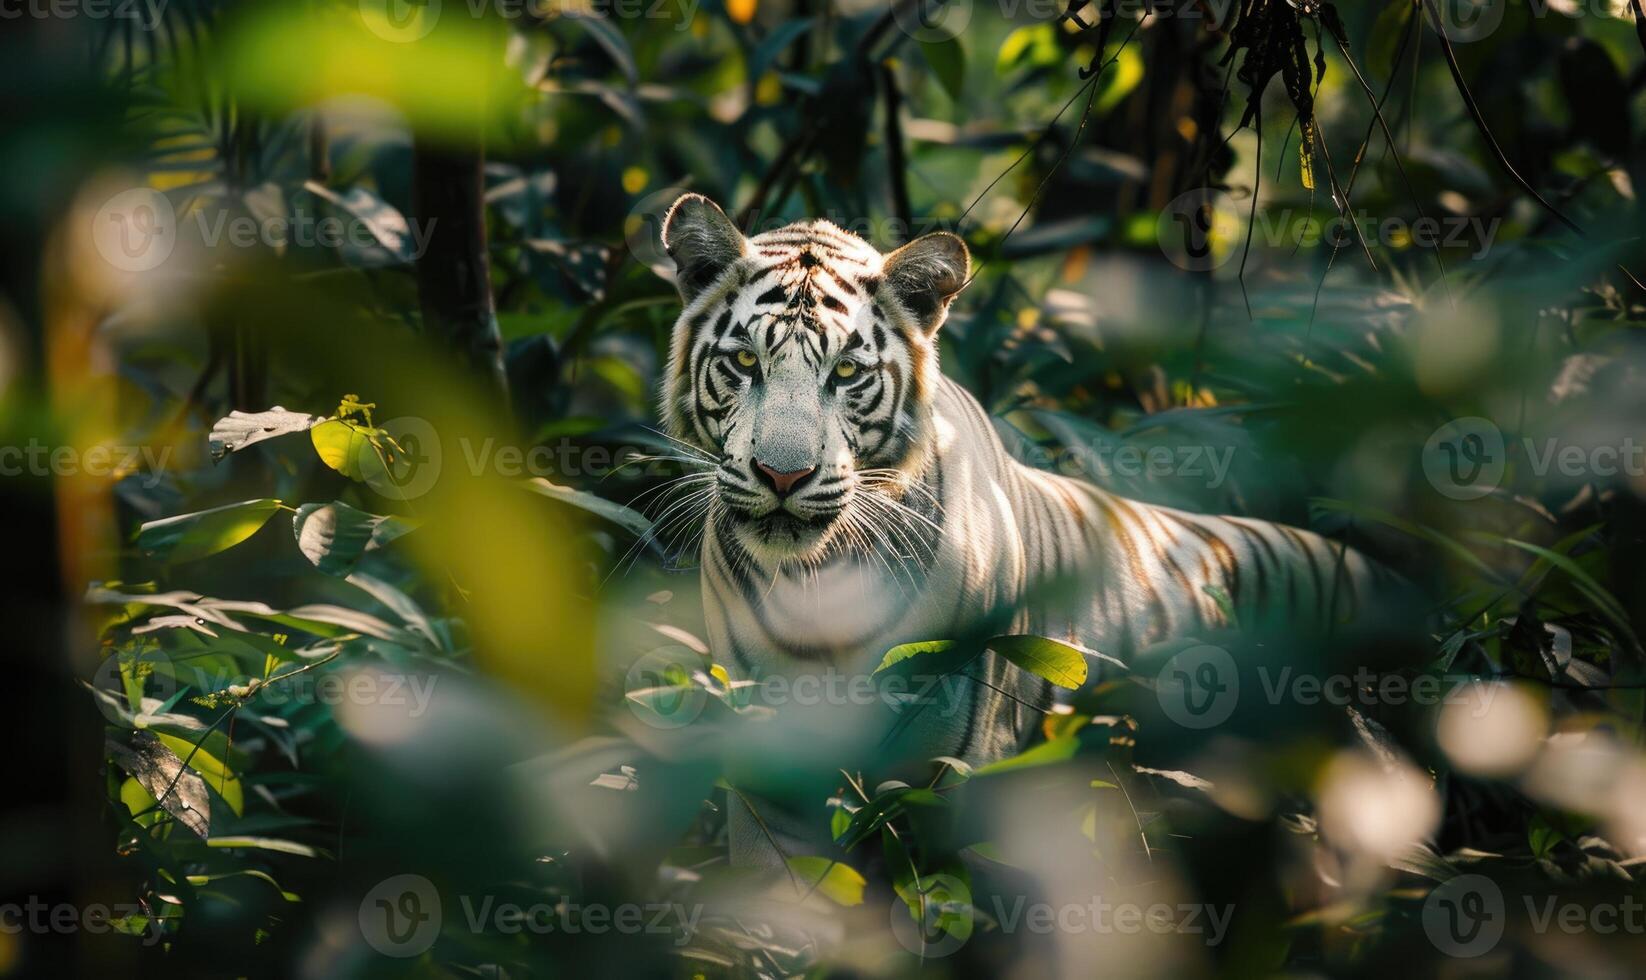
[
  {"x1": 567, "y1": 14, "x2": 638, "y2": 87},
  {"x1": 995, "y1": 24, "x2": 1058, "y2": 76},
  {"x1": 786, "y1": 856, "x2": 866, "y2": 906},
  {"x1": 973, "y1": 736, "x2": 1080, "y2": 777},
  {"x1": 830, "y1": 802, "x2": 854, "y2": 841},
  {"x1": 834, "y1": 787, "x2": 912, "y2": 849},
  {"x1": 985, "y1": 635, "x2": 1090, "y2": 689},
  {"x1": 1366, "y1": 0, "x2": 1414, "y2": 84},
  {"x1": 309, "y1": 418, "x2": 390, "y2": 483},
  {"x1": 206, "y1": 837, "x2": 330, "y2": 859},
  {"x1": 137, "y1": 499, "x2": 282, "y2": 564},
  {"x1": 523, "y1": 477, "x2": 652, "y2": 537},
  {"x1": 154, "y1": 731, "x2": 244, "y2": 817},
  {"x1": 749, "y1": 17, "x2": 814, "y2": 81},
  {"x1": 893, "y1": 871, "x2": 974, "y2": 946},
  {"x1": 873, "y1": 640, "x2": 956, "y2": 674},
  {"x1": 1093, "y1": 42, "x2": 1143, "y2": 115},
  {"x1": 303, "y1": 181, "x2": 418, "y2": 266},
  {"x1": 921, "y1": 36, "x2": 965, "y2": 104},
  {"x1": 1502, "y1": 538, "x2": 1637, "y2": 645},
  {"x1": 292, "y1": 501, "x2": 418, "y2": 576},
  {"x1": 1311, "y1": 497, "x2": 1504, "y2": 583}
]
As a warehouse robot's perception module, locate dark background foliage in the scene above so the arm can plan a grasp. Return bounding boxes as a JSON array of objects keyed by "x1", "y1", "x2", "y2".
[{"x1": 4, "y1": 0, "x2": 1646, "y2": 976}]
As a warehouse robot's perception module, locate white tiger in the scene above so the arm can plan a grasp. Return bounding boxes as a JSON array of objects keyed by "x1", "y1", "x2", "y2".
[{"x1": 654, "y1": 194, "x2": 1391, "y2": 866}]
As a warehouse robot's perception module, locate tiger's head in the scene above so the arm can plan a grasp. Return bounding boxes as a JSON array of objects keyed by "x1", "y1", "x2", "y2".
[{"x1": 657, "y1": 194, "x2": 969, "y2": 565}]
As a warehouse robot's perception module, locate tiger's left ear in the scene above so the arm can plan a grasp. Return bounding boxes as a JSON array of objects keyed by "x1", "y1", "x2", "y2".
[
  {"x1": 661, "y1": 194, "x2": 746, "y2": 303},
  {"x1": 880, "y1": 232, "x2": 970, "y2": 334}
]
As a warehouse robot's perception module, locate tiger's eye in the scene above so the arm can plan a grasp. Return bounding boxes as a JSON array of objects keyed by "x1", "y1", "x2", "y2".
[
  {"x1": 735, "y1": 350, "x2": 757, "y2": 368},
  {"x1": 834, "y1": 360, "x2": 858, "y2": 379}
]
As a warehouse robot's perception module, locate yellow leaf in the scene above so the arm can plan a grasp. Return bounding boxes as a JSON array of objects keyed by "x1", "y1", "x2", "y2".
[{"x1": 786, "y1": 856, "x2": 866, "y2": 906}]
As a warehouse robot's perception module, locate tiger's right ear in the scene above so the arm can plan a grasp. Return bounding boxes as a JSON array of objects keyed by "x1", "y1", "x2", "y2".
[{"x1": 661, "y1": 194, "x2": 745, "y2": 303}]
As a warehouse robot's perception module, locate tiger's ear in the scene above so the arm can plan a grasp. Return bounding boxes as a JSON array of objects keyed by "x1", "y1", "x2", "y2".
[
  {"x1": 661, "y1": 194, "x2": 745, "y2": 302},
  {"x1": 880, "y1": 232, "x2": 970, "y2": 334}
]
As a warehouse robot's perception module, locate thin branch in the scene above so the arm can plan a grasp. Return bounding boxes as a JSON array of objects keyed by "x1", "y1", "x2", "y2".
[
  {"x1": 1329, "y1": 7, "x2": 1453, "y2": 306},
  {"x1": 1419, "y1": 0, "x2": 1584, "y2": 236},
  {"x1": 880, "y1": 61, "x2": 913, "y2": 244}
]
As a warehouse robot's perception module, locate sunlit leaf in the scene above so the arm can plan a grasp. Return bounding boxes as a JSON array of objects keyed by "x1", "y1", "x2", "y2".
[
  {"x1": 786, "y1": 856, "x2": 866, "y2": 906},
  {"x1": 973, "y1": 736, "x2": 1080, "y2": 777},
  {"x1": 986, "y1": 635, "x2": 1090, "y2": 689},
  {"x1": 873, "y1": 640, "x2": 956, "y2": 674},
  {"x1": 292, "y1": 501, "x2": 418, "y2": 576},
  {"x1": 523, "y1": 477, "x2": 651, "y2": 537},
  {"x1": 137, "y1": 499, "x2": 283, "y2": 564},
  {"x1": 208, "y1": 408, "x2": 318, "y2": 460}
]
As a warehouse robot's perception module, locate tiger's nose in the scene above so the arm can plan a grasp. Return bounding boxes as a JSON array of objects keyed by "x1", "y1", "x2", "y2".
[{"x1": 753, "y1": 460, "x2": 817, "y2": 497}]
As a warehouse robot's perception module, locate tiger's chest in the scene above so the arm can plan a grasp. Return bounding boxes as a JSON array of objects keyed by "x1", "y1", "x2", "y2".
[
  {"x1": 707, "y1": 543, "x2": 961, "y2": 672},
  {"x1": 702, "y1": 472, "x2": 1039, "y2": 677}
]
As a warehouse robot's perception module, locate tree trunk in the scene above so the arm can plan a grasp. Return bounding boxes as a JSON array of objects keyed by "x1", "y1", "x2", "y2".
[{"x1": 412, "y1": 136, "x2": 509, "y2": 403}]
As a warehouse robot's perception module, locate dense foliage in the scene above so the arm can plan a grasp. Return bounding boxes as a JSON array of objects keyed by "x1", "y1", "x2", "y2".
[{"x1": 6, "y1": 0, "x2": 1646, "y2": 976}]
